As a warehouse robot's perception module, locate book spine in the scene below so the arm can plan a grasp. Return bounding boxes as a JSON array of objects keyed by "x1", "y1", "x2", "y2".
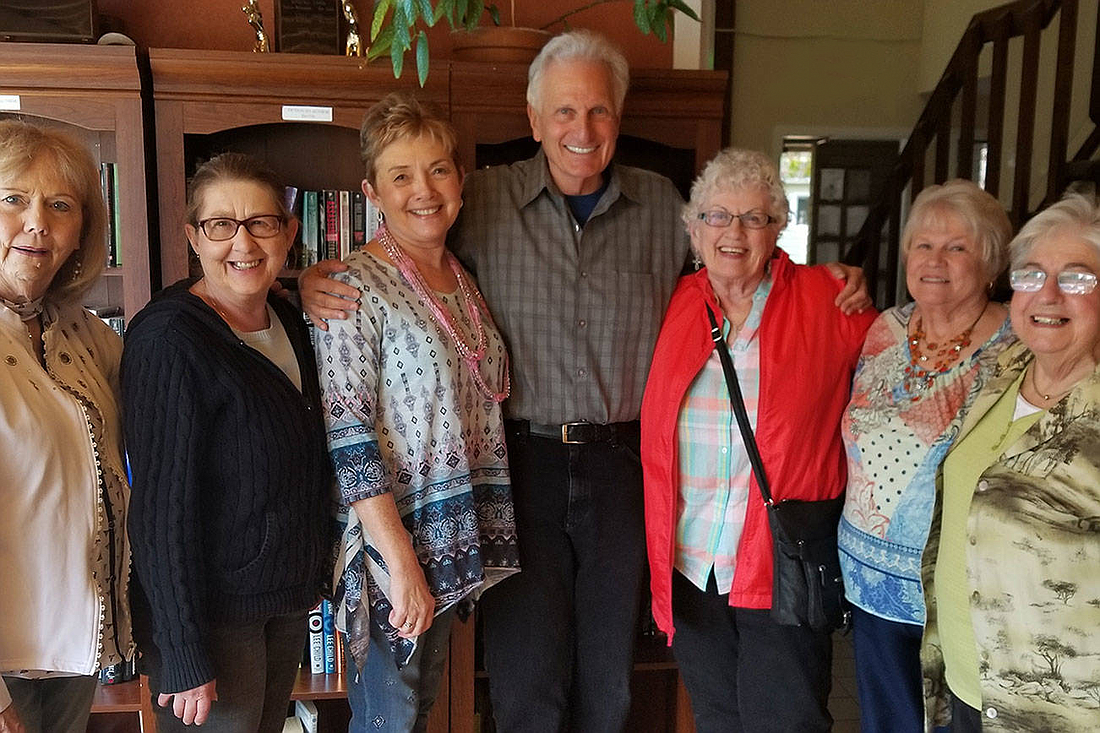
[
  {"x1": 338, "y1": 190, "x2": 351, "y2": 260},
  {"x1": 301, "y1": 191, "x2": 319, "y2": 269},
  {"x1": 111, "y1": 162, "x2": 122, "y2": 266},
  {"x1": 323, "y1": 191, "x2": 338, "y2": 261},
  {"x1": 307, "y1": 603, "x2": 325, "y2": 674},
  {"x1": 365, "y1": 198, "x2": 380, "y2": 242},
  {"x1": 321, "y1": 599, "x2": 336, "y2": 674},
  {"x1": 351, "y1": 191, "x2": 366, "y2": 252},
  {"x1": 99, "y1": 162, "x2": 116, "y2": 267}
]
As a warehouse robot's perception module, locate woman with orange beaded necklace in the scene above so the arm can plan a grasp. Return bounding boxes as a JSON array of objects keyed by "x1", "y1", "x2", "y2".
[
  {"x1": 313, "y1": 93, "x2": 518, "y2": 733},
  {"x1": 839, "y1": 179, "x2": 1013, "y2": 733}
]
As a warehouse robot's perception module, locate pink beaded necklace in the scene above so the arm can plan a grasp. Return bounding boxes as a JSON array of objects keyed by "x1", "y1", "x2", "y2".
[{"x1": 377, "y1": 225, "x2": 510, "y2": 403}]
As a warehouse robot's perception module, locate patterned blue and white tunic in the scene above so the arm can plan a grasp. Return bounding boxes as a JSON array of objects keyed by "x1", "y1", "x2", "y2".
[{"x1": 315, "y1": 248, "x2": 519, "y2": 668}]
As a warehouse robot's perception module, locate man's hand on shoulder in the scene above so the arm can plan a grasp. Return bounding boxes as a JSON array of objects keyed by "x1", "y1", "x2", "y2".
[
  {"x1": 299, "y1": 260, "x2": 360, "y2": 330},
  {"x1": 824, "y1": 262, "x2": 872, "y2": 315}
]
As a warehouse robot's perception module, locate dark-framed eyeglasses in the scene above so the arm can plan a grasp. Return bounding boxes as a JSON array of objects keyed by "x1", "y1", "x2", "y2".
[
  {"x1": 697, "y1": 209, "x2": 776, "y2": 229},
  {"x1": 198, "y1": 215, "x2": 284, "y2": 242},
  {"x1": 1009, "y1": 268, "x2": 1099, "y2": 295}
]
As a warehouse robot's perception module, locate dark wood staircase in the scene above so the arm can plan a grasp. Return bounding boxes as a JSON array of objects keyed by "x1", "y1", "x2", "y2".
[{"x1": 845, "y1": 0, "x2": 1100, "y2": 306}]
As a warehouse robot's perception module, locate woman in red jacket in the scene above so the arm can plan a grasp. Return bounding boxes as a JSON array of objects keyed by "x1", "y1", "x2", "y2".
[{"x1": 641, "y1": 148, "x2": 875, "y2": 732}]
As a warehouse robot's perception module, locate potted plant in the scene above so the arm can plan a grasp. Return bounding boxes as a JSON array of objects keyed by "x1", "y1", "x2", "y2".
[{"x1": 367, "y1": 0, "x2": 700, "y2": 85}]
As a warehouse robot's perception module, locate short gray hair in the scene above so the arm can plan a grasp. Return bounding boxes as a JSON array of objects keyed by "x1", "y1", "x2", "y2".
[
  {"x1": 1010, "y1": 192, "x2": 1100, "y2": 269},
  {"x1": 682, "y1": 148, "x2": 788, "y2": 231},
  {"x1": 901, "y1": 179, "x2": 1011, "y2": 281},
  {"x1": 527, "y1": 30, "x2": 630, "y2": 114}
]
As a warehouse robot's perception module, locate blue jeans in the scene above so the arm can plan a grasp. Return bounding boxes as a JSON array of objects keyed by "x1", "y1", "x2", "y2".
[
  {"x1": 670, "y1": 570, "x2": 833, "y2": 733},
  {"x1": 479, "y1": 425, "x2": 646, "y2": 733},
  {"x1": 142, "y1": 608, "x2": 309, "y2": 733},
  {"x1": 345, "y1": 605, "x2": 456, "y2": 733},
  {"x1": 850, "y1": 605, "x2": 924, "y2": 733},
  {"x1": 3, "y1": 675, "x2": 97, "y2": 733}
]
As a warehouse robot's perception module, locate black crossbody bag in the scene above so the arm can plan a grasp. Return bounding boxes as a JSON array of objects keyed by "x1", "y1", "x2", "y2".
[{"x1": 706, "y1": 305, "x2": 849, "y2": 632}]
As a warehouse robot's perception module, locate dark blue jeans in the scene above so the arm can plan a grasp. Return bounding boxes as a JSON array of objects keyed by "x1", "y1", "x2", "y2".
[
  {"x1": 670, "y1": 570, "x2": 833, "y2": 733},
  {"x1": 479, "y1": 426, "x2": 646, "y2": 733},
  {"x1": 850, "y1": 605, "x2": 924, "y2": 733}
]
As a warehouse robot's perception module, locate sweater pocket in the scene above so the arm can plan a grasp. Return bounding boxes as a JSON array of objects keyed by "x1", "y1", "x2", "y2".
[{"x1": 218, "y1": 509, "x2": 275, "y2": 587}]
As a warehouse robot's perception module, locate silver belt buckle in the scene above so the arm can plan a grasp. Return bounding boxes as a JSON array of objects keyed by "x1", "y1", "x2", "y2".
[{"x1": 561, "y1": 422, "x2": 585, "y2": 444}]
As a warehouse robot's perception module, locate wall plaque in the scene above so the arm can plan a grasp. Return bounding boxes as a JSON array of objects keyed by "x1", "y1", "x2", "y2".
[{"x1": 276, "y1": 0, "x2": 340, "y2": 55}]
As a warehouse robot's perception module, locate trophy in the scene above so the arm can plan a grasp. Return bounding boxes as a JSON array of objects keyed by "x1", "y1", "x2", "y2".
[
  {"x1": 242, "y1": 0, "x2": 271, "y2": 53},
  {"x1": 342, "y1": 1, "x2": 362, "y2": 57}
]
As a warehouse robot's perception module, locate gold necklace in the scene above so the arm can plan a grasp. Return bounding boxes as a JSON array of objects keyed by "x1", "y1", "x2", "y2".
[{"x1": 1029, "y1": 366, "x2": 1072, "y2": 404}]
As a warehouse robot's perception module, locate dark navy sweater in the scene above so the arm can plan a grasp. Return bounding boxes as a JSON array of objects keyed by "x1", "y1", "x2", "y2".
[{"x1": 122, "y1": 280, "x2": 332, "y2": 694}]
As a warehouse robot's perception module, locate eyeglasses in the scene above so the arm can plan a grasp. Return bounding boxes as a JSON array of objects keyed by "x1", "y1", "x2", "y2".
[
  {"x1": 697, "y1": 209, "x2": 776, "y2": 229},
  {"x1": 1009, "y1": 268, "x2": 1099, "y2": 295},
  {"x1": 198, "y1": 215, "x2": 284, "y2": 242}
]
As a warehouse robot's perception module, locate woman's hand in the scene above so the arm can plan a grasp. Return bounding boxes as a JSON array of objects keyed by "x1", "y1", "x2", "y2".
[
  {"x1": 825, "y1": 262, "x2": 872, "y2": 314},
  {"x1": 299, "y1": 260, "x2": 360, "y2": 330},
  {"x1": 158, "y1": 680, "x2": 218, "y2": 726},
  {"x1": 388, "y1": 559, "x2": 436, "y2": 638},
  {"x1": 0, "y1": 704, "x2": 24, "y2": 733}
]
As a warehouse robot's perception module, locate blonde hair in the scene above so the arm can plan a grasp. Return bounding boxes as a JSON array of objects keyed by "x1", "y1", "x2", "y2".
[
  {"x1": 359, "y1": 92, "x2": 459, "y2": 186},
  {"x1": 0, "y1": 120, "x2": 107, "y2": 305},
  {"x1": 901, "y1": 179, "x2": 1011, "y2": 281}
]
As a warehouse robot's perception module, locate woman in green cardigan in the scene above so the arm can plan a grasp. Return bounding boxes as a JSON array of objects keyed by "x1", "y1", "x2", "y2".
[{"x1": 922, "y1": 192, "x2": 1100, "y2": 732}]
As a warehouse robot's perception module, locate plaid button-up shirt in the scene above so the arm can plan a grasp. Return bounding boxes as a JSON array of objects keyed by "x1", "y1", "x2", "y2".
[{"x1": 450, "y1": 150, "x2": 690, "y2": 424}]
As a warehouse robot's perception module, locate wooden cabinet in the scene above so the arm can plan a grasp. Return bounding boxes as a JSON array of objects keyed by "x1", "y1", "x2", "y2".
[
  {"x1": 147, "y1": 48, "x2": 447, "y2": 289},
  {"x1": 0, "y1": 42, "x2": 152, "y2": 321}
]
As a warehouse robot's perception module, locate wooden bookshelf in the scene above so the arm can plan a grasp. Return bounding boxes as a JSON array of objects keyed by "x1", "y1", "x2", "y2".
[
  {"x1": 147, "y1": 48, "x2": 446, "y2": 289},
  {"x1": 0, "y1": 42, "x2": 152, "y2": 321}
]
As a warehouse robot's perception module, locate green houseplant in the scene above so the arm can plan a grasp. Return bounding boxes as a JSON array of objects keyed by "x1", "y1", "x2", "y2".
[{"x1": 367, "y1": 0, "x2": 701, "y2": 85}]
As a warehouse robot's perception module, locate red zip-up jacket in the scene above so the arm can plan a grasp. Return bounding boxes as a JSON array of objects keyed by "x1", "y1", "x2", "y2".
[{"x1": 641, "y1": 250, "x2": 875, "y2": 641}]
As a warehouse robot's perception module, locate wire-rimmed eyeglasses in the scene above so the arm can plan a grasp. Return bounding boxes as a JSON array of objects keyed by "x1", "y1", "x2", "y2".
[
  {"x1": 697, "y1": 209, "x2": 776, "y2": 229},
  {"x1": 1009, "y1": 268, "x2": 1099, "y2": 295}
]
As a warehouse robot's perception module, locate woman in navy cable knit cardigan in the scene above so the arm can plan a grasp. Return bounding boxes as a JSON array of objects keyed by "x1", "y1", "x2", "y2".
[{"x1": 122, "y1": 153, "x2": 332, "y2": 732}]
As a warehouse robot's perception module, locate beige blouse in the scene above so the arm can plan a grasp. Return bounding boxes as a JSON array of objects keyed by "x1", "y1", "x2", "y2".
[{"x1": 0, "y1": 301, "x2": 133, "y2": 709}]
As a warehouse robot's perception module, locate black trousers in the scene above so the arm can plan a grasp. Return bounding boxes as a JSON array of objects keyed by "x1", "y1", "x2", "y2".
[
  {"x1": 479, "y1": 426, "x2": 646, "y2": 733},
  {"x1": 670, "y1": 570, "x2": 833, "y2": 733}
]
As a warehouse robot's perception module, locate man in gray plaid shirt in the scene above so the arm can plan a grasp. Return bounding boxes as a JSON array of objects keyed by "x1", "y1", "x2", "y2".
[{"x1": 302, "y1": 29, "x2": 865, "y2": 733}]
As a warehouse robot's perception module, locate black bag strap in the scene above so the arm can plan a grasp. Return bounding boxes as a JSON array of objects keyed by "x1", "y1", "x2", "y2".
[{"x1": 705, "y1": 304, "x2": 775, "y2": 507}]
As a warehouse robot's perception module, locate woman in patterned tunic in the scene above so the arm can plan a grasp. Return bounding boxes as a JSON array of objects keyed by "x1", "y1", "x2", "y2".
[
  {"x1": 313, "y1": 93, "x2": 519, "y2": 733},
  {"x1": 921, "y1": 192, "x2": 1100, "y2": 732},
  {"x1": 0, "y1": 121, "x2": 132, "y2": 733},
  {"x1": 838, "y1": 180, "x2": 1014, "y2": 733}
]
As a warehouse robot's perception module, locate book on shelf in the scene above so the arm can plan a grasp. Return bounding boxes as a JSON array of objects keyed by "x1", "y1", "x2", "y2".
[
  {"x1": 321, "y1": 599, "x2": 336, "y2": 675},
  {"x1": 308, "y1": 602, "x2": 325, "y2": 674},
  {"x1": 99, "y1": 658, "x2": 136, "y2": 685},
  {"x1": 338, "y1": 190, "x2": 351, "y2": 260},
  {"x1": 99, "y1": 162, "x2": 122, "y2": 268},
  {"x1": 293, "y1": 188, "x2": 378, "y2": 268},
  {"x1": 323, "y1": 190, "x2": 338, "y2": 262}
]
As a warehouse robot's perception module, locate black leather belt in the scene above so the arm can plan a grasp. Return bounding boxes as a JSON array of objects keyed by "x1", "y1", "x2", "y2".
[{"x1": 507, "y1": 419, "x2": 640, "y2": 444}]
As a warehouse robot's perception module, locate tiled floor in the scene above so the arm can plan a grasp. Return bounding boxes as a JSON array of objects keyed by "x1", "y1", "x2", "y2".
[{"x1": 829, "y1": 632, "x2": 861, "y2": 732}]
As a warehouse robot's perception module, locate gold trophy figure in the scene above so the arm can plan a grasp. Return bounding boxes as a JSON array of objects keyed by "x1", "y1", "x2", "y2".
[
  {"x1": 243, "y1": 0, "x2": 271, "y2": 53},
  {"x1": 343, "y1": 1, "x2": 363, "y2": 57}
]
